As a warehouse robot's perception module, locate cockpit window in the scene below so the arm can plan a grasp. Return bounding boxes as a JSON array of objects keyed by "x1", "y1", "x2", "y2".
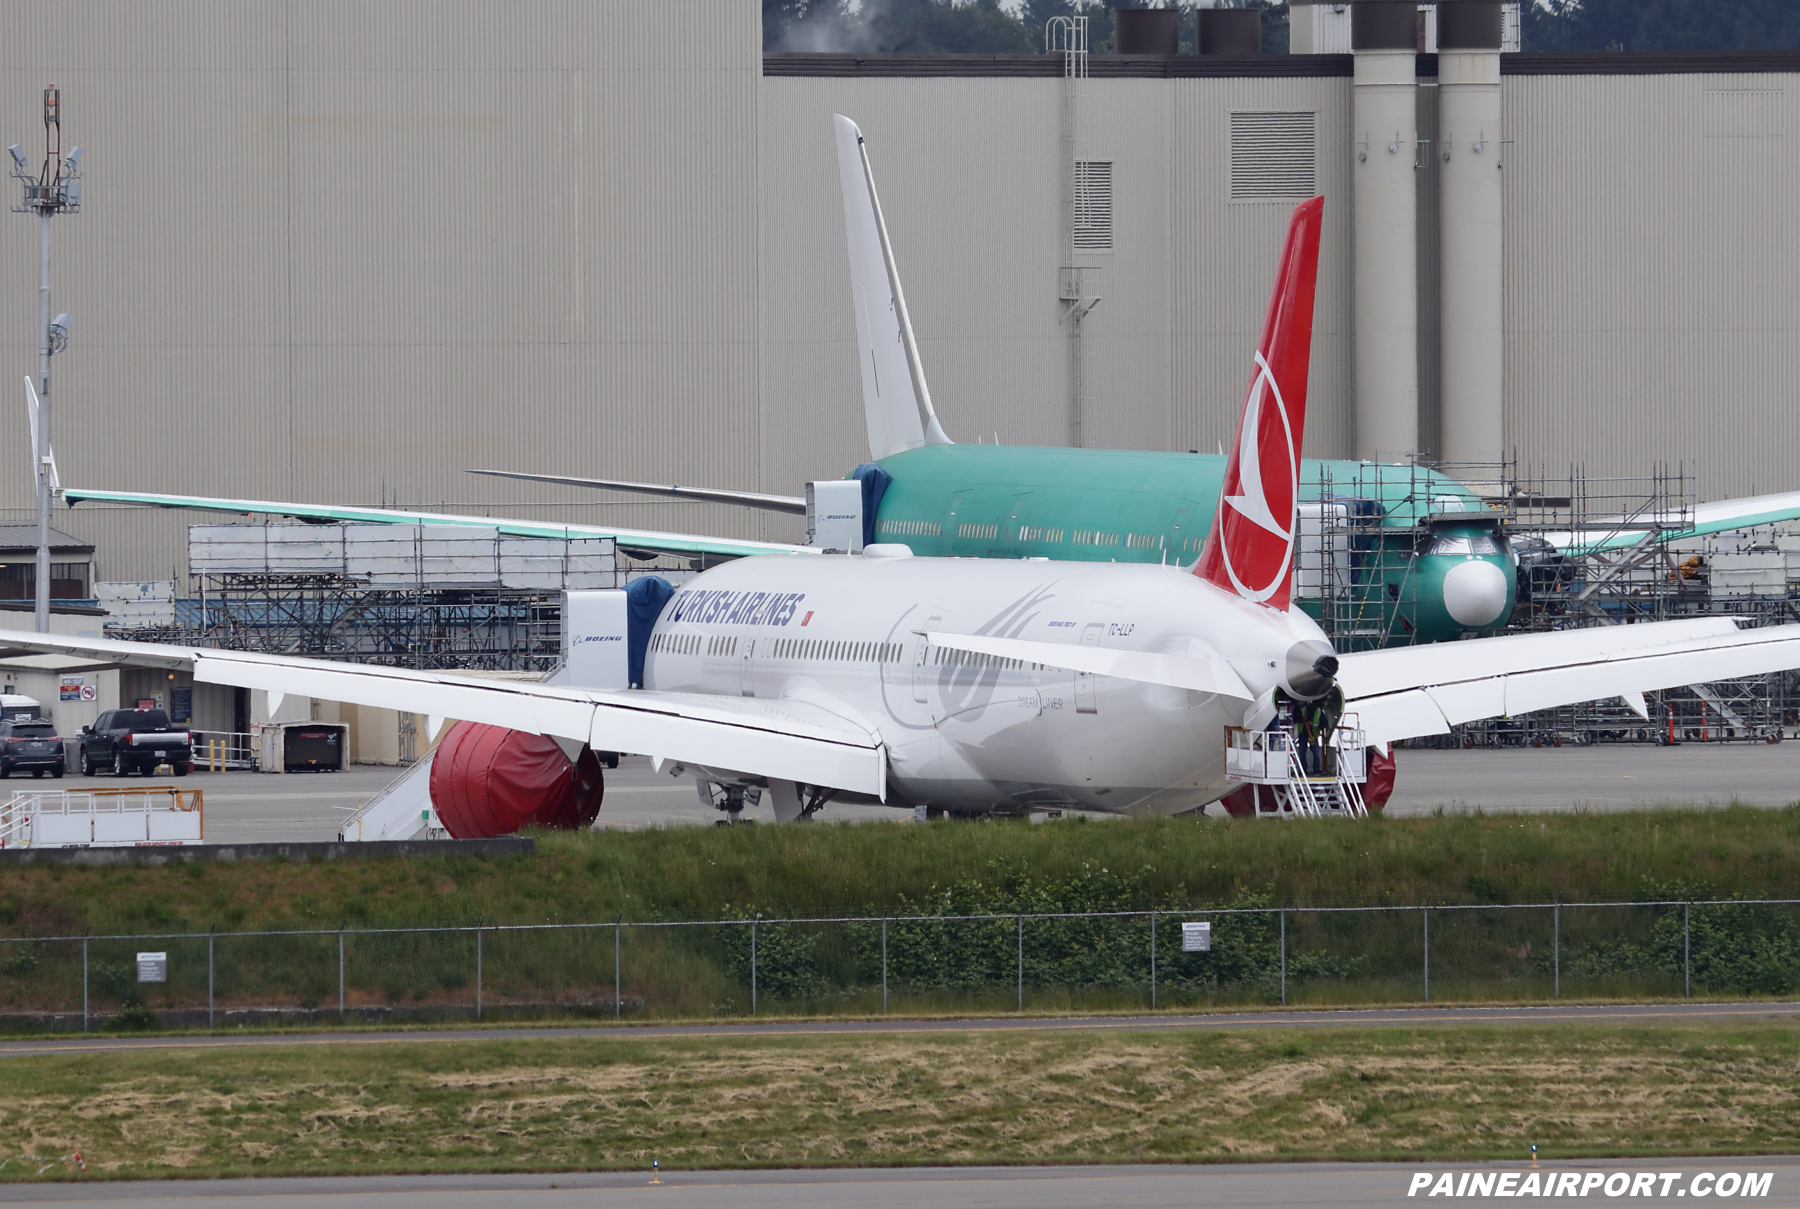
[{"x1": 1422, "y1": 533, "x2": 1501, "y2": 556}]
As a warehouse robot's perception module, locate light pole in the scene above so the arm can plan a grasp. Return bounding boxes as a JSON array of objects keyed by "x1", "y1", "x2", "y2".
[{"x1": 9, "y1": 85, "x2": 81, "y2": 634}]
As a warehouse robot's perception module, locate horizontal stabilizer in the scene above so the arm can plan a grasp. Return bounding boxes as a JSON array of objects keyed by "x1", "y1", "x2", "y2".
[
  {"x1": 924, "y1": 631, "x2": 1253, "y2": 700},
  {"x1": 468, "y1": 469, "x2": 807, "y2": 515}
]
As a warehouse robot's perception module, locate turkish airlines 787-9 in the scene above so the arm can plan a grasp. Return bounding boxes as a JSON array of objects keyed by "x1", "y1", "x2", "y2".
[{"x1": 9, "y1": 199, "x2": 1800, "y2": 821}]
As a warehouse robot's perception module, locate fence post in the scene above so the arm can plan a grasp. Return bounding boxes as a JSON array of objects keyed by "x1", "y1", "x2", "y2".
[
  {"x1": 1017, "y1": 915, "x2": 1024, "y2": 1011},
  {"x1": 1150, "y1": 912, "x2": 1157, "y2": 1010},
  {"x1": 338, "y1": 927, "x2": 346, "y2": 1022},
  {"x1": 614, "y1": 919, "x2": 621, "y2": 1019},
  {"x1": 881, "y1": 917, "x2": 888, "y2": 1014},
  {"x1": 1423, "y1": 907, "x2": 1430, "y2": 1003},
  {"x1": 751, "y1": 919, "x2": 758, "y2": 1016},
  {"x1": 476, "y1": 920, "x2": 484, "y2": 1022},
  {"x1": 1553, "y1": 903, "x2": 1560, "y2": 1000},
  {"x1": 208, "y1": 929, "x2": 215, "y2": 1029},
  {"x1": 1280, "y1": 909, "x2": 1287, "y2": 1007},
  {"x1": 1684, "y1": 902, "x2": 1691, "y2": 997},
  {"x1": 82, "y1": 935, "x2": 88, "y2": 1033}
]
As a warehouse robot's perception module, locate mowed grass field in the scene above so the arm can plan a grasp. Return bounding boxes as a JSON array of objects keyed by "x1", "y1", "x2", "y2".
[{"x1": 4, "y1": 1021, "x2": 1800, "y2": 1180}]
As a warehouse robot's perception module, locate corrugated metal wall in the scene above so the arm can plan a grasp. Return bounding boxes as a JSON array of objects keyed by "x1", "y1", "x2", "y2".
[
  {"x1": 0, "y1": 1, "x2": 770, "y2": 581},
  {"x1": 1503, "y1": 72, "x2": 1800, "y2": 500},
  {"x1": 3, "y1": 10, "x2": 1796, "y2": 593}
]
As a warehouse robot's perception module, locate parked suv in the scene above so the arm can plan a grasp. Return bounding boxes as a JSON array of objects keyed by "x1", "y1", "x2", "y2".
[
  {"x1": 78, "y1": 709, "x2": 193, "y2": 777},
  {"x1": 0, "y1": 719, "x2": 65, "y2": 778}
]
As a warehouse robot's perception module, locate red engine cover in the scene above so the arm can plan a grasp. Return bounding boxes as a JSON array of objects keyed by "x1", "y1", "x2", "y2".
[
  {"x1": 1361, "y1": 745, "x2": 1396, "y2": 813},
  {"x1": 427, "y1": 721, "x2": 604, "y2": 839}
]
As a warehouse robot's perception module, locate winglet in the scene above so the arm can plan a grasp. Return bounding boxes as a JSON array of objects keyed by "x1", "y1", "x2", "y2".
[
  {"x1": 1193, "y1": 197, "x2": 1324, "y2": 611},
  {"x1": 833, "y1": 114, "x2": 952, "y2": 461}
]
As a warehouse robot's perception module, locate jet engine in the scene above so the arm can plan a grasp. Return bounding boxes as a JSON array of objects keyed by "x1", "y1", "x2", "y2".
[{"x1": 427, "y1": 721, "x2": 604, "y2": 838}]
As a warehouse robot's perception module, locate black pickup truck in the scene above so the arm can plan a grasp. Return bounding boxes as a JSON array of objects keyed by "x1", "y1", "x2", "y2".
[{"x1": 77, "y1": 709, "x2": 193, "y2": 777}]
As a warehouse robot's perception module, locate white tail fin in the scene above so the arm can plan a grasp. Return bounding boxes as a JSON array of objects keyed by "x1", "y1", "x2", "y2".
[
  {"x1": 24, "y1": 376, "x2": 58, "y2": 492},
  {"x1": 833, "y1": 114, "x2": 952, "y2": 461}
]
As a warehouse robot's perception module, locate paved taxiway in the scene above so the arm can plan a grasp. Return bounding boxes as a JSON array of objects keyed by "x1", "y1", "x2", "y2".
[
  {"x1": 4, "y1": 999, "x2": 1797, "y2": 1059},
  {"x1": 0, "y1": 1159, "x2": 1794, "y2": 1208},
  {"x1": 77, "y1": 742, "x2": 1800, "y2": 842}
]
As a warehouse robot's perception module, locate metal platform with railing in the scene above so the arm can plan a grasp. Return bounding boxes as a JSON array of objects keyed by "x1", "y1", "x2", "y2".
[
  {"x1": 0, "y1": 785, "x2": 204, "y2": 849},
  {"x1": 1224, "y1": 715, "x2": 1369, "y2": 819}
]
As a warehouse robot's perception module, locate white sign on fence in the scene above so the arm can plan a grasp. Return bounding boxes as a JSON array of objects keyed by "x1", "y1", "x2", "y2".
[
  {"x1": 136, "y1": 952, "x2": 167, "y2": 983},
  {"x1": 1181, "y1": 922, "x2": 1212, "y2": 953}
]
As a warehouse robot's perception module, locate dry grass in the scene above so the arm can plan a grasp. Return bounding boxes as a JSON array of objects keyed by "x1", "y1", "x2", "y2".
[{"x1": 4, "y1": 1020, "x2": 1800, "y2": 1180}]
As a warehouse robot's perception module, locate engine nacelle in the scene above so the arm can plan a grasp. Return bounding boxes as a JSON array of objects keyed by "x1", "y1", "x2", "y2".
[{"x1": 428, "y1": 721, "x2": 604, "y2": 838}]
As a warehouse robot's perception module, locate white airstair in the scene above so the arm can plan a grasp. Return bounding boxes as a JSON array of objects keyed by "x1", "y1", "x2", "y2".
[
  {"x1": 0, "y1": 786, "x2": 205, "y2": 848},
  {"x1": 1224, "y1": 714, "x2": 1369, "y2": 819},
  {"x1": 338, "y1": 751, "x2": 444, "y2": 841}
]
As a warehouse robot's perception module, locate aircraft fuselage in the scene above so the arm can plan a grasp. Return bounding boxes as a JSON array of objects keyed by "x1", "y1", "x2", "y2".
[
  {"x1": 860, "y1": 444, "x2": 1515, "y2": 648},
  {"x1": 643, "y1": 550, "x2": 1330, "y2": 815}
]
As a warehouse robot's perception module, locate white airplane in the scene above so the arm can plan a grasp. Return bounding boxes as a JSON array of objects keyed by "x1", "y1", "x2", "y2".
[{"x1": 8, "y1": 198, "x2": 1800, "y2": 823}]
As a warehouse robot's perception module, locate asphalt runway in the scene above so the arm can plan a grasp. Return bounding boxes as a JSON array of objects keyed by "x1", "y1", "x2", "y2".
[
  {"x1": 4, "y1": 999, "x2": 1797, "y2": 1059},
  {"x1": 0, "y1": 1159, "x2": 1794, "y2": 1208},
  {"x1": 26, "y1": 742, "x2": 1800, "y2": 843}
]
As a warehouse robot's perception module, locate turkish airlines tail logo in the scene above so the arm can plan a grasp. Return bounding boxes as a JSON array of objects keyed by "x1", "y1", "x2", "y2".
[{"x1": 1194, "y1": 197, "x2": 1324, "y2": 611}]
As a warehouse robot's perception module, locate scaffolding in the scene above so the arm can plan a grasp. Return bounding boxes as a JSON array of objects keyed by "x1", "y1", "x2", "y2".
[
  {"x1": 101, "y1": 524, "x2": 699, "y2": 674},
  {"x1": 1295, "y1": 458, "x2": 1800, "y2": 745}
]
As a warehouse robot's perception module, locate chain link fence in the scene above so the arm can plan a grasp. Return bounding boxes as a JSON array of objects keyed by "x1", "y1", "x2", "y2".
[{"x1": 3, "y1": 898, "x2": 1796, "y2": 1031}]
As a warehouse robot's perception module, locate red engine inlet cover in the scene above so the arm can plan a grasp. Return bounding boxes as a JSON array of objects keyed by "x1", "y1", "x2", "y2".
[{"x1": 427, "y1": 721, "x2": 604, "y2": 839}]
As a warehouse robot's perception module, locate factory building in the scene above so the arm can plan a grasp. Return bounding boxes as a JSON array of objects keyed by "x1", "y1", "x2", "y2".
[{"x1": 0, "y1": 2, "x2": 1796, "y2": 584}]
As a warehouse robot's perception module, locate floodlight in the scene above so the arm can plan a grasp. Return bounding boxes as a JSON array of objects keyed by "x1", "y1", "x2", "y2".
[
  {"x1": 49, "y1": 312, "x2": 71, "y2": 353},
  {"x1": 6, "y1": 145, "x2": 23, "y2": 171},
  {"x1": 63, "y1": 146, "x2": 81, "y2": 169}
]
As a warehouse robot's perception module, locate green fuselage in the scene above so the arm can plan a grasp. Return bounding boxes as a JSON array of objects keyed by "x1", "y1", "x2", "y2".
[{"x1": 865, "y1": 445, "x2": 1515, "y2": 648}]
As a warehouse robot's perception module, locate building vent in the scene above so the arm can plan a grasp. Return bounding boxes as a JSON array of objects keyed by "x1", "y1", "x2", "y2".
[
  {"x1": 1229, "y1": 112, "x2": 1316, "y2": 202},
  {"x1": 1072, "y1": 161, "x2": 1113, "y2": 251}
]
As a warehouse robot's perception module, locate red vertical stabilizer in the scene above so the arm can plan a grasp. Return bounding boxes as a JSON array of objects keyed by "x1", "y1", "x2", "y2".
[{"x1": 1194, "y1": 197, "x2": 1324, "y2": 611}]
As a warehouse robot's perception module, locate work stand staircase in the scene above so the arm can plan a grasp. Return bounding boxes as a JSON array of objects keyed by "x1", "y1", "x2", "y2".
[{"x1": 1224, "y1": 718, "x2": 1370, "y2": 819}]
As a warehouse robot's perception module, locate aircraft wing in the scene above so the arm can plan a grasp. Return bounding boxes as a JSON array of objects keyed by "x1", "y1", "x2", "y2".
[
  {"x1": 1550, "y1": 489, "x2": 1800, "y2": 556},
  {"x1": 467, "y1": 470, "x2": 808, "y2": 514},
  {"x1": 0, "y1": 632, "x2": 883, "y2": 796},
  {"x1": 61, "y1": 488, "x2": 813, "y2": 561},
  {"x1": 1337, "y1": 618, "x2": 1800, "y2": 746}
]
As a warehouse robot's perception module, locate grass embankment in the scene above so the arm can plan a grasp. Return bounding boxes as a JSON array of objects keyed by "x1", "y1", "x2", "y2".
[
  {"x1": 5, "y1": 1022, "x2": 1800, "y2": 1179},
  {"x1": 6, "y1": 805, "x2": 1800, "y2": 937},
  {"x1": 7, "y1": 807, "x2": 1800, "y2": 1023}
]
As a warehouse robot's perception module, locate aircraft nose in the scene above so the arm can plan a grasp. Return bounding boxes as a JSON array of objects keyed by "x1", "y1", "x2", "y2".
[
  {"x1": 1442, "y1": 558, "x2": 1510, "y2": 627},
  {"x1": 1283, "y1": 640, "x2": 1339, "y2": 700}
]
